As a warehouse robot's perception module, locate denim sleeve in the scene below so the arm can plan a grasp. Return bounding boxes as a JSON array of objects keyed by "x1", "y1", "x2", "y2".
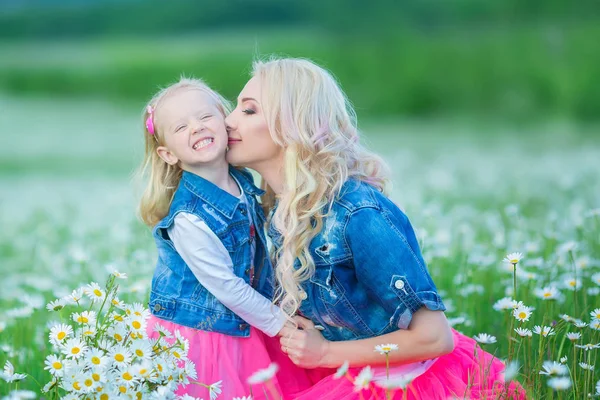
[{"x1": 345, "y1": 206, "x2": 445, "y2": 329}]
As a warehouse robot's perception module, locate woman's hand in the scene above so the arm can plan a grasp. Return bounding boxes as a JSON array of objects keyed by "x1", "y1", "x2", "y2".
[{"x1": 278, "y1": 316, "x2": 331, "y2": 368}]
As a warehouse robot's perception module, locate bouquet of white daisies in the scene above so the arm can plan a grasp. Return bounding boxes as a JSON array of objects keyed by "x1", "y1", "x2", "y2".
[{"x1": 42, "y1": 271, "x2": 196, "y2": 399}]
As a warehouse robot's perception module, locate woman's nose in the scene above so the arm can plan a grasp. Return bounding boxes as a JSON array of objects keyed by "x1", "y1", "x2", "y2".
[{"x1": 224, "y1": 113, "x2": 235, "y2": 131}]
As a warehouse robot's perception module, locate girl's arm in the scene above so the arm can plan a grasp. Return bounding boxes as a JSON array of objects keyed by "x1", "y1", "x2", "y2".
[
  {"x1": 280, "y1": 308, "x2": 454, "y2": 369},
  {"x1": 169, "y1": 212, "x2": 287, "y2": 337}
]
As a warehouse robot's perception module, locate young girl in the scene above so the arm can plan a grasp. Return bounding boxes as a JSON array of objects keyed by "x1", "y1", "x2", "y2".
[
  {"x1": 225, "y1": 58, "x2": 526, "y2": 399},
  {"x1": 137, "y1": 78, "x2": 316, "y2": 399}
]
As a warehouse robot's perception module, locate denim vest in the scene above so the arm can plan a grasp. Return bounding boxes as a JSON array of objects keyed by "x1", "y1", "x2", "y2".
[
  {"x1": 268, "y1": 179, "x2": 445, "y2": 342},
  {"x1": 148, "y1": 167, "x2": 273, "y2": 337}
]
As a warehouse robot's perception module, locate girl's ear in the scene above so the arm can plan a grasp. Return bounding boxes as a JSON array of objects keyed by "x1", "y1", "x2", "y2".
[{"x1": 156, "y1": 146, "x2": 179, "y2": 165}]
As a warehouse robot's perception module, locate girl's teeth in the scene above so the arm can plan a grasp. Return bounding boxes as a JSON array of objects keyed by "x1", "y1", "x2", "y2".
[{"x1": 193, "y1": 138, "x2": 213, "y2": 150}]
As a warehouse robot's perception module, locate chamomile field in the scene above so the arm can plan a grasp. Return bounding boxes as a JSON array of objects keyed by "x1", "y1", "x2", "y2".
[{"x1": 0, "y1": 92, "x2": 599, "y2": 398}]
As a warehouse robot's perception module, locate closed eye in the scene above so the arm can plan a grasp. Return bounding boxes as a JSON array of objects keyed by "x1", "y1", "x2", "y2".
[
  {"x1": 175, "y1": 125, "x2": 186, "y2": 133},
  {"x1": 201, "y1": 114, "x2": 212, "y2": 120},
  {"x1": 242, "y1": 109, "x2": 255, "y2": 115}
]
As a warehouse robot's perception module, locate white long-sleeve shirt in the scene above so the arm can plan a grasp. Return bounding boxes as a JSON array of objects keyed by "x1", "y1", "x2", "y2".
[{"x1": 167, "y1": 189, "x2": 286, "y2": 337}]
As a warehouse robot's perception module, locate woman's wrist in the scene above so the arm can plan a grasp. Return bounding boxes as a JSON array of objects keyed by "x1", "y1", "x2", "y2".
[{"x1": 318, "y1": 339, "x2": 335, "y2": 368}]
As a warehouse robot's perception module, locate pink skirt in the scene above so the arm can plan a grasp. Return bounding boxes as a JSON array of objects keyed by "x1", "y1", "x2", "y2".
[
  {"x1": 287, "y1": 329, "x2": 527, "y2": 400},
  {"x1": 146, "y1": 315, "x2": 330, "y2": 399}
]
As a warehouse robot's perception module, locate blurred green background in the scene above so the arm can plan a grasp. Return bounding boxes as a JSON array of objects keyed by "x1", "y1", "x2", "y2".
[{"x1": 2, "y1": 0, "x2": 600, "y2": 121}]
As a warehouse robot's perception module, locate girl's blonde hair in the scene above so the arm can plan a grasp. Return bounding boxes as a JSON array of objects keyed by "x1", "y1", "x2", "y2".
[
  {"x1": 137, "y1": 77, "x2": 231, "y2": 227},
  {"x1": 253, "y1": 57, "x2": 389, "y2": 317}
]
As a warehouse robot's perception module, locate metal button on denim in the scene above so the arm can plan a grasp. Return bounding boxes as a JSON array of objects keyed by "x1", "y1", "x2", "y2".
[
  {"x1": 395, "y1": 280, "x2": 405, "y2": 290},
  {"x1": 153, "y1": 303, "x2": 162, "y2": 312}
]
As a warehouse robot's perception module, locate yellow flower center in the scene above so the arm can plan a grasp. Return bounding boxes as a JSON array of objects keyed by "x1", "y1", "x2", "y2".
[
  {"x1": 115, "y1": 354, "x2": 125, "y2": 362},
  {"x1": 93, "y1": 289, "x2": 103, "y2": 297},
  {"x1": 101, "y1": 394, "x2": 109, "y2": 400},
  {"x1": 72, "y1": 347, "x2": 81, "y2": 355},
  {"x1": 57, "y1": 332, "x2": 66, "y2": 340},
  {"x1": 123, "y1": 372, "x2": 133, "y2": 381},
  {"x1": 157, "y1": 364, "x2": 163, "y2": 372},
  {"x1": 595, "y1": 313, "x2": 600, "y2": 319},
  {"x1": 135, "y1": 349, "x2": 144, "y2": 357},
  {"x1": 510, "y1": 259, "x2": 518, "y2": 264},
  {"x1": 85, "y1": 379, "x2": 94, "y2": 387},
  {"x1": 84, "y1": 330, "x2": 94, "y2": 336},
  {"x1": 92, "y1": 356, "x2": 101, "y2": 365},
  {"x1": 134, "y1": 311, "x2": 142, "y2": 316},
  {"x1": 73, "y1": 382, "x2": 81, "y2": 390},
  {"x1": 93, "y1": 373, "x2": 101, "y2": 381},
  {"x1": 139, "y1": 368, "x2": 148, "y2": 375},
  {"x1": 519, "y1": 312, "x2": 527, "y2": 319},
  {"x1": 136, "y1": 392, "x2": 143, "y2": 400},
  {"x1": 114, "y1": 315, "x2": 124, "y2": 322},
  {"x1": 78, "y1": 316, "x2": 89, "y2": 323},
  {"x1": 52, "y1": 361, "x2": 62, "y2": 370},
  {"x1": 132, "y1": 321, "x2": 141, "y2": 330},
  {"x1": 114, "y1": 334, "x2": 123, "y2": 341},
  {"x1": 569, "y1": 281, "x2": 576, "y2": 287},
  {"x1": 119, "y1": 386, "x2": 127, "y2": 393},
  {"x1": 543, "y1": 293, "x2": 551, "y2": 298},
  {"x1": 112, "y1": 299, "x2": 119, "y2": 305},
  {"x1": 173, "y1": 351, "x2": 181, "y2": 358}
]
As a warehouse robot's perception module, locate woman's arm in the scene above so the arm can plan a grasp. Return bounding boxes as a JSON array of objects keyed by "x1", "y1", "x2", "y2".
[{"x1": 279, "y1": 308, "x2": 454, "y2": 369}]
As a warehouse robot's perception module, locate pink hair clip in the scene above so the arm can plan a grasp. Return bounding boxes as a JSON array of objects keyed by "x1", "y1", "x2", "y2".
[{"x1": 145, "y1": 105, "x2": 155, "y2": 135}]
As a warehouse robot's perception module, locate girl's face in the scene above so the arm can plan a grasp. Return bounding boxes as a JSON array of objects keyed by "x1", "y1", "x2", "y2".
[
  {"x1": 155, "y1": 89, "x2": 228, "y2": 171},
  {"x1": 225, "y1": 77, "x2": 283, "y2": 171}
]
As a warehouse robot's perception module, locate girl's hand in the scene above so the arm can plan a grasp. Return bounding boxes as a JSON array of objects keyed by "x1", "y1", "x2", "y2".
[{"x1": 278, "y1": 316, "x2": 330, "y2": 368}]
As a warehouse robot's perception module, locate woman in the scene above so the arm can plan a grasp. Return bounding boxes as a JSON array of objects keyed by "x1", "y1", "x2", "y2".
[{"x1": 225, "y1": 57, "x2": 525, "y2": 399}]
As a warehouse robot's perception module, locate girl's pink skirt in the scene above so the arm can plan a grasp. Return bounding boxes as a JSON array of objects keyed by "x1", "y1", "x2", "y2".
[
  {"x1": 148, "y1": 317, "x2": 525, "y2": 400},
  {"x1": 285, "y1": 329, "x2": 527, "y2": 400},
  {"x1": 146, "y1": 315, "x2": 329, "y2": 400}
]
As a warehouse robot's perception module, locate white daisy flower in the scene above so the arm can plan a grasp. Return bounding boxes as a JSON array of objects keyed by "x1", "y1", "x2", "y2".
[
  {"x1": 110, "y1": 297, "x2": 126, "y2": 310},
  {"x1": 107, "y1": 345, "x2": 132, "y2": 368},
  {"x1": 539, "y1": 361, "x2": 568, "y2": 376},
  {"x1": 563, "y1": 278, "x2": 582, "y2": 291},
  {"x1": 503, "y1": 360, "x2": 520, "y2": 382},
  {"x1": 353, "y1": 366, "x2": 373, "y2": 392},
  {"x1": 46, "y1": 298, "x2": 66, "y2": 312},
  {"x1": 493, "y1": 297, "x2": 517, "y2": 311},
  {"x1": 64, "y1": 288, "x2": 85, "y2": 304},
  {"x1": 533, "y1": 325, "x2": 556, "y2": 337},
  {"x1": 473, "y1": 333, "x2": 497, "y2": 344},
  {"x1": 0, "y1": 361, "x2": 27, "y2": 383},
  {"x1": 130, "y1": 340, "x2": 153, "y2": 361},
  {"x1": 44, "y1": 355, "x2": 69, "y2": 377},
  {"x1": 333, "y1": 361, "x2": 350, "y2": 379},
  {"x1": 207, "y1": 380, "x2": 222, "y2": 400},
  {"x1": 374, "y1": 343, "x2": 399, "y2": 355},
  {"x1": 79, "y1": 372, "x2": 97, "y2": 393},
  {"x1": 560, "y1": 356, "x2": 568, "y2": 364},
  {"x1": 579, "y1": 362, "x2": 594, "y2": 371},
  {"x1": 111, "y1": 270, "x2": 128, "y2": 279},
  {"x1": 596, "y1": 379, "x2": 600, "y2": 395},
  {"x1": 247, "y1": 363, "x2": 279, "y2": 384},
  {"x1": 153, "y1": 322, "x2": 173, "y2": 338},
  {"x1": 127, "y1": 315, "x2": 146, "y2": 334},
  {"x1": 590, "y1": 308, "x2": 600, "y2": 320},
  {"x1": 591, "y1": 272, "x2": 600, "y2": 286},
  {"x1": 504, "y1": 252, "x2": 523, "y2": 265},
  {"x1": 575, "y1": 343, "x2": 600, "y2": 351},
  {"x1": 78, "y1": 326, "x2": 97, "y2": 338},
  {"x1": 513, "y1": 305, "x2": 534, "y2": 322},
  {"x1": 85, "y1": 348, "x2": 108, "y2": 369},
  {"x1": 116, "y1": 366, "x2": 139, "y2": 387},
  {"x1": 566, "y1": 332, "x2": 581, "y2": 341},
  {"x1": 560, "y1": 314, "x2": 575, "y2": 323},
  {"x1": 72, "y1": 310, "x2": 97, "y2": 326},
  {"x1": 84, "y1": 282, "x2": 106, "y2": 303},
  {"x1": 534, "y1": 286, "x2": 561, "y2": 301},
  {"x1": 590, "y1": 320, "x2": 600, "y2": 331},
  {"x1": 574, "y1": 321, "x2": 588, "y2": 329},
  {"x1": 514, "y1": 328, "x2": 533, "y2": 337},
  {"x1": 107, "y1": 325, "x2": 128, "y2": 343},
  {"x1": 547, "y1": 377, "x2": 571, "y2": 390},
  {"x1": 374, "y1": 374, "x2": 414, "y2": 390},
  {"x1": 49, "y1": 323, "x2": 73, "y2": 345},
  {"x1": 588, "y1": 287, "x2": 600, "y2": 296},
  {"x1": 61, "y1": 338, "x2": 88, "y2": 359}
]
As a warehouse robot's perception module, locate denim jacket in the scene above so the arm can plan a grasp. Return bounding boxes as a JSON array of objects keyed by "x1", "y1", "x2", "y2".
[
  {"x1": 148, "y1": 167, "x2": 273, "y2": 337},
  {"x1": 268, "y1": 179, "x2": 445, "y2": 342}
]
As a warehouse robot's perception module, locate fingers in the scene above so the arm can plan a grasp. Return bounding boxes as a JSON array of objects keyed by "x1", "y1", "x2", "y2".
[{"x1": 293, "y1": 315, "x2": 315, "y2": 330}]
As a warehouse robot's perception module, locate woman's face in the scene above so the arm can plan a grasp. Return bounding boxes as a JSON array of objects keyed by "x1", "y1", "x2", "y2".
[{"x1": 225, "y1": 77, "x2": 283, "y2": 171}]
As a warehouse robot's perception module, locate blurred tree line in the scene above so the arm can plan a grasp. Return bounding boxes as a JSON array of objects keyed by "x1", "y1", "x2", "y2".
[{"x1": 1, "y1": 0, "x2": 599, "y2": 121}]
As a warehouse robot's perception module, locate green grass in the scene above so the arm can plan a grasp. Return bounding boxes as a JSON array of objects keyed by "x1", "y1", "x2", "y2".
[{"x1": 0, "y1": 96, "x2": 599, "y2": 398}]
